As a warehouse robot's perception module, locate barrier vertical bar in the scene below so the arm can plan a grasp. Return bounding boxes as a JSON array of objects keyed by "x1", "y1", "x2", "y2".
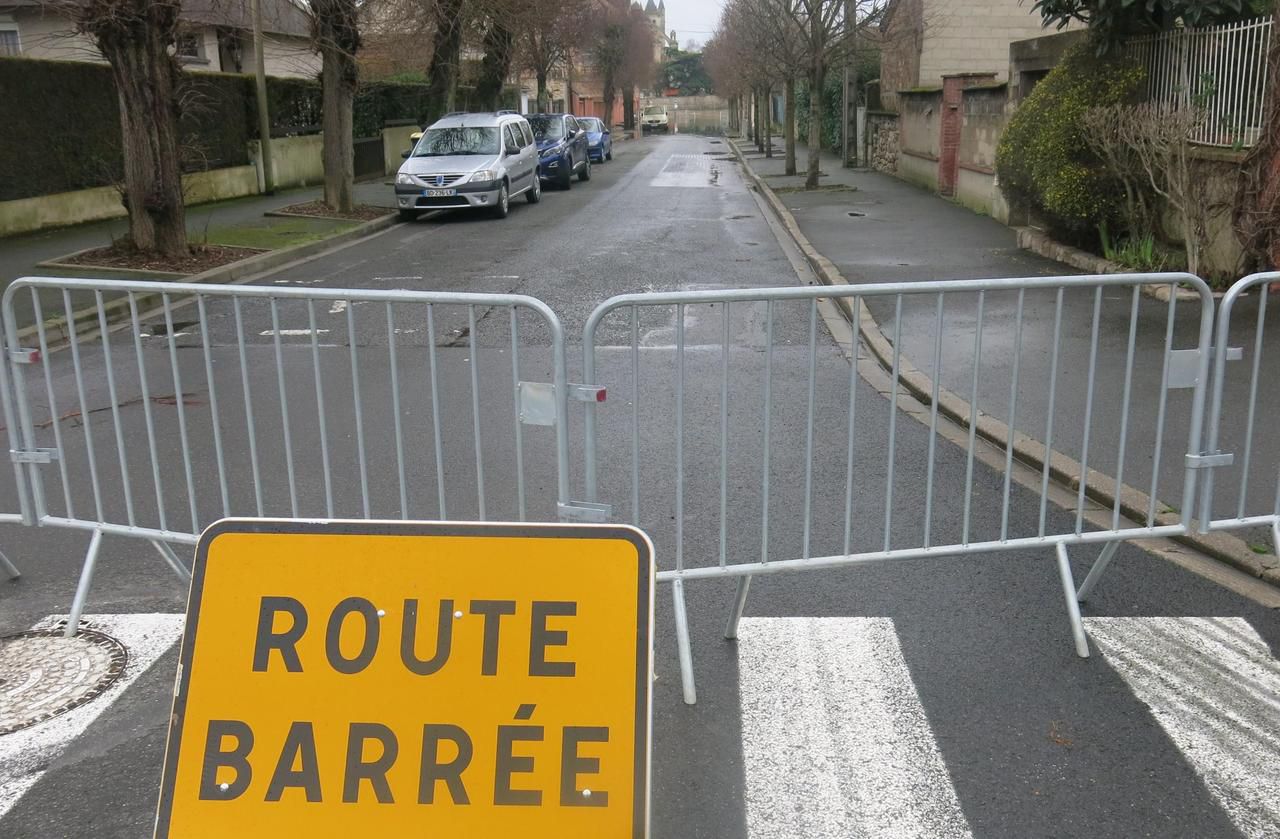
[
  {"x1": 1038, "y1": 288, "x2": 1065, "y2": 537},
  {"x1": 63, "y1": 290, "x2": 105, "y2": 523},
  {"x1": 1236, "y1": 284, "x2": 1268, "y2": 517},
  {"x1": 161, "y1": 296, "x2": 199, "y2": 533},
  {"x1": 270, "y1": 299, "x2": 299, "y2": 518},
  {"x1": 1000, "y1": 289, "x2": 1026, "y2": 542},
  {"x1": 387, "y1": 303, "x2": 408, "y2": 519},
  {"x1": 307, "y1": 300, "x2": 335, "y2": 518},
  {"x1": 128, "y1": 293, "x2": 167, "y2": 533},
  {"x1": 197, "y1": 295, "x2": 230, "y2": 517},
  {"x1": 675, "y1": 303, "x2": 686, "y2": 572},
  {"x1": 347, "y1": 303, "x2": 371, "y2": 518},
  {"x1": 95, "y1": 292, "x2": 135, "y2": 527},
  {"x1": 1148, "y1": 289, "x2": 1179, "y2": 526},
  {"x1": 842, "y1": 297, "x2": 861, "y2": 556},
  {"x1": 426, "y1": 304, "x2": 447, "y2": 519},
  {"x1": 1075, "y1": 287, "x2": 1103, "y2": 534},
  {"x1": 231, "y1": 297, "x2": 263, "y2": 516},
  {"x1": 884, "y1": 295, "x2": 903, "y2": 552},
  {"x1": 31, "y1": 291, "x2": 73, "y2": 519},
  {"x1": 632, "y1": 305, "x2": 641, "y2": 521},
  {"x1": 962, "y1": 292, "x2": 985, "y2": 546},
  {"x1": 1112, "y1": 286, "x2": 1142, "y2": 530},
  {"x1": 923, "y1": 293, "x2": 945, "y2": 548},
  {"x1": 467, "y1": 306, "x2": 486, "y2": 520},
  {"x1": 509, "y1": 308, "x2": 526, "y2": 522},
  {"x1": 719, "y1": 301, "x2": 730, "y2": 569},
  {"x1": 802, "y1": 299, "x2": 817, "y2": 560}
]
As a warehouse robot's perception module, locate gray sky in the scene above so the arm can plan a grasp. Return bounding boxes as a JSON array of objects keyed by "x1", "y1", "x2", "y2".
[{"x1": 665, "y1": 0, "x2": 724, "y2": 47}]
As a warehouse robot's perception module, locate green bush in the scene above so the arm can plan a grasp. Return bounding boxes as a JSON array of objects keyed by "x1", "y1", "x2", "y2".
[{"x1": 995, "y1": 41, "x2": 1146, "y2": 241}]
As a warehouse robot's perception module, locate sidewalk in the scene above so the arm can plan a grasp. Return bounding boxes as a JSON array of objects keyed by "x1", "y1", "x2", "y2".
[
  {"x1": 0, "y1": 180, "x2": 397, "y2": 287},
  {"x1": 734, "y1": 136, "x2": 1279, "y2": 577}
]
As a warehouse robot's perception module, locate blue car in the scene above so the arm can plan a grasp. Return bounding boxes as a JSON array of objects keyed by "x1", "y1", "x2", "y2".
[
  {"x1": 578, "y1": 116, "x2": 613, "y2": 163},
  {"x1": 528, "y1": 113, "x2": 591, "y2": 189}
]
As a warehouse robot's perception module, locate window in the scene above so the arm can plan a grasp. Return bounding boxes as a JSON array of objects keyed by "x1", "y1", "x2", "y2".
[
  {"x1": 566, "y1": 116, "x2": 579, "y2": 133},
  {"x1": 176, "y1": 32, "x2": 204, "y2": 61},
  {"x1": 0, "y1": 23, "x2": 19, "y2": 56},
  {"x1": 412, "y1": 127, "x2": 500, "y2": 157},
  {"x1": 519, "y1": 122, "x2": 534, "y2": 148},
  {"x1": 503, "y1": 124, "x2": 520, "y2": 151}
]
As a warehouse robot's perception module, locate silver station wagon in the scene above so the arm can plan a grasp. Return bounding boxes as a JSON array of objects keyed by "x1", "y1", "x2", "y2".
[{"x1": 394, "y1": 111, "x2": 541, "y2": 221}]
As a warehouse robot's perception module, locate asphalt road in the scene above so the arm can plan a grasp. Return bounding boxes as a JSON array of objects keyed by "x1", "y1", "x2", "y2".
[{"x1": 1, "y1": 133, "x2": 1278, "y2": 838}]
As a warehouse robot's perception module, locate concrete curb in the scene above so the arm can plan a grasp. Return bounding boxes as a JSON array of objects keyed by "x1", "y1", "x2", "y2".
[
  {"x1": 729, "y1": 139, "x2": 1280, "y2": 587},
  {"x1": 1014, "y1": 226, "x2": 1201, "y2": 303},
  {"x1": 15, "y1": 212, "x2": 400, "y2": 346}
]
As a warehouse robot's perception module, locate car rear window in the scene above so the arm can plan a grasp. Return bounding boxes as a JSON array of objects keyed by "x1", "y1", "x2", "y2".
[{"x1": 528, "y1": 115, "x2": 565, "y2": 141}]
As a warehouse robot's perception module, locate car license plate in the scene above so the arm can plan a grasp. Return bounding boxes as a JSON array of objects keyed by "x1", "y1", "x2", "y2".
[{"x1": 423, "y1": 188, "x2": 456, "y2": 197}]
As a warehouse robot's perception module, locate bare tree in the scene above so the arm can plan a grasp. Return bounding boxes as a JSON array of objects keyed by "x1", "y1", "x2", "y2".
[
  {"x1": 425, "y1": 0, "x2": 466, "y2": 121},
  {"x1": 63, "y1": 0, "x2": 188, "y2": 256},
  {"x1": 519, "y1": 0, "x2": 591, "y2": 111},
  {"x1": 616, "y1": 5, "x2": 656, "y2": 130},
  {"x1": 311, "y1": 0, "x2": 362, "y2": 213}
]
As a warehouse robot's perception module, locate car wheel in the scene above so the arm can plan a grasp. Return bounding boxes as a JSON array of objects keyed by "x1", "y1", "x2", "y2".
[
  {"x1": 527, "y1": 173, "x2": 541, "y2": 204},
  {"x1": 579, "y1": 155, "x2": 591, "y2": 182},
  {"x1": 606, "y1": 146, "x2": 613, "y2": 161},
  {"x1": 559, "y1": 163, "x2": 573, "y2": 190},
  {"x1": 491, "y1": 183, "x2": 509, "y2": 219},
  {"x1": 398, "y1": 208, "x2": 419, "y2": 222}
]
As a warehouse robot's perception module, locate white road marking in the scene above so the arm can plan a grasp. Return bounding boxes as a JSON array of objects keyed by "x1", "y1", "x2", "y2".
[
  {"x1": 738, "y1": 617, "x2": 973, "y2": 839},
  {"x1": 0, "y1": 614, "x2": 184, "y2": 820},
  {"x1": 329, "y1": 300, "x2": 348, "y2": 314},
  {"x1": 259, "y1": 329, "x2": 330, "y2": 337},
  {"x1": 651, "y1": 154, "x2": 715, "y2": 188},
  {"x1": 1087, "y1": 617, "x2": 1280, "y2": 838},
  {"x1": 372, "y1": 276, "x2": 424, "y2": 281}
]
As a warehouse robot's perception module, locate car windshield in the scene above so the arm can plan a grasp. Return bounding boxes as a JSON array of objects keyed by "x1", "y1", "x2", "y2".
[
  {"x1": 580, "y1": 118, "x2": 603, "y2": 132},
  {"x1": 528, "y1": 116, "x2": 565, "y2": 141},
  {"x1": 643, "y1": 106, "x2": 664, "y2": 116},
  {"x1": 413, "y1": 127, "x2": 499, "y2": 157}
]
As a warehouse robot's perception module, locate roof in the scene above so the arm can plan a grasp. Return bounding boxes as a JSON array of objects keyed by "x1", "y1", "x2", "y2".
[
  {"x1": 644, "y1": 0, "x2": 657, "y2": 12},
  {"x1": 1, "y1": 0, "x2": 312, "y2": 38},
  {"x1": 428, "y1": 112, "x2": 526, "y2": 129}
]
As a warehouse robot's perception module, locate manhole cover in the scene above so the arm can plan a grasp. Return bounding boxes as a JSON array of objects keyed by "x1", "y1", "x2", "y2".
[{"x1": 0, "y1": 628, "x2": 127, "y2": 735}]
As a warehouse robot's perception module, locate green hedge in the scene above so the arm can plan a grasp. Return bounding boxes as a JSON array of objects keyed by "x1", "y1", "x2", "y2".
[
  {"x1": 0, "y1": 56, "x2": 433, "y2": 202},
  {"x1": 995, "y1": 41, "x2": 1146, "y2": 242}
]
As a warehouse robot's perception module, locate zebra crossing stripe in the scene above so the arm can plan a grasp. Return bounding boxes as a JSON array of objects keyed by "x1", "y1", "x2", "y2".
[
  {"x1": 0, "y1": 614, "x2": 185, "y2": 820},
  {"x1": 737, "y1": 617, "x2": 973, "y2": 839},
  {"x1": 1086, "y1": 617, "x2": 1280, "y2": 839}
]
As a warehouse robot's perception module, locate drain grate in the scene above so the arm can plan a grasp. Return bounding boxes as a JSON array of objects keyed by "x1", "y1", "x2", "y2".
[{"x1": 0, "y1": 627, "x2": 127, "y2": 735}]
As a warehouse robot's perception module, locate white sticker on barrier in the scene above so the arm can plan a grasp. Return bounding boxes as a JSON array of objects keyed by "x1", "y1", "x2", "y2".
[{"x1": 737, "y1": 617, "x2": 973, "y2": 839}]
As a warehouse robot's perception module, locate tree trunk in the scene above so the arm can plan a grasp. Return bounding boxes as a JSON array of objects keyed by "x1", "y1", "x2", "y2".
[
  {"x1": 805, "y1": 65, "x2": 824, "y2": 189},
  {"x1": 754, "y1": 91, "x2": 762, "y2": 150},
  {"x1": 320, "y1": 44, "x2": 356, "y2": 213},
  {"x1": 764, "y1": 86, "x2": 773, "y2": 158},
  {"x1": 474, "y1": 23, "x2": 513, "y2": 110},
  {"x1": 603, "y1": 69, "x2": 617, "y2": 130},
  {"x1": 425, "y1": 0, "x2": 464, "y2": 122},
  {"x1": 622, "y1": 88, "x2": 636, "y2": 130},
  {"x1": 537, "y1": 69, "x2": 550, "y2": 112},
  {"x1": 784, "y1": 76, "x2": 797, "y2": 176},
  {"x1": 88, "y1": 1, "x2": 187, "y2": 256}
]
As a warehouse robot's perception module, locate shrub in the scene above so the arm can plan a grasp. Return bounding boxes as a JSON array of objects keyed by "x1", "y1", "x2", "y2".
[{"x1": 995, "y1": 40, "x2": 1146, "y2": 241}]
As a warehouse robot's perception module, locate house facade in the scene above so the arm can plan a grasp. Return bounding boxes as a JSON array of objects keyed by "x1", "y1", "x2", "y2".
[
  {"x1": 0, "y1": 0, "x2": 320, "y2": 78},
  {"x1": 878, "y1": 0, "x2": 1072, "y2": 110}
]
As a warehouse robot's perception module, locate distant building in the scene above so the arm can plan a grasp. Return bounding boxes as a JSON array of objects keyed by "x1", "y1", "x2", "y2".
[
  {"x1": 633, "y1": 0, "x2": 676, "y2": 63},
  {"x1": 877, "y1": 0, "x2": 1073, "y2": 111},
  {"x1": 0, "y1": 0, "x2": 321, "y2": 79}
]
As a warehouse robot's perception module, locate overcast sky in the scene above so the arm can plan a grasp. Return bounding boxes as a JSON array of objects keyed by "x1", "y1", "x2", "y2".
[{"x1": 665, "y1": 0, "x2": 725, "y2": 47}]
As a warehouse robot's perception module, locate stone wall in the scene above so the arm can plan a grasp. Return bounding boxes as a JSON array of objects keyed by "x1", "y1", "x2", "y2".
[{"x1": 867, "y1": 112, "x2": 900, "y2": 173}]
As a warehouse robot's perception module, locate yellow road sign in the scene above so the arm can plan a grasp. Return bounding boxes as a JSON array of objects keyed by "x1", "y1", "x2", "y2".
[{"x1": 155, "y1": 520, "x2": 654, "y2": 838}]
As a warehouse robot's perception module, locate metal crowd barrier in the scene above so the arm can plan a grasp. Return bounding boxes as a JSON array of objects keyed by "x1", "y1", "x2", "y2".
[
  {"x1": 581, "y1": 273, "x2": 1222, "y2": 703},
  {"x1": 1, "y1": 277, "x2": 571, "y2": 635},
  {"x1": 1201, "y1": 272, "x2": 1280, "y2": 550}
]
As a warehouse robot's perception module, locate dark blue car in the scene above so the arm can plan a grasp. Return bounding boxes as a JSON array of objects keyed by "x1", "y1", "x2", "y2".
[
  {"x1": 528, "y1": 113, "x2": 591, "y2": 189},
  {"x1": 578, "y1": 116, "x2": 613, "y2": 163}
]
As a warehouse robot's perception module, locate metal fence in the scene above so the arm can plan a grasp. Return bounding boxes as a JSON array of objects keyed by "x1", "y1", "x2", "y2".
[
  {"x1": 581, "y1": 274, "x2": 1221, "y2": 703},
  {"x1": 1127, "y1": 16, "x2": 1273, "y2": 148},
  {"x1": 1201, "y1": 272, "x2": 1280, "y2": 547},
  {"x1": 1, "y1": 272, "x2": 1277, "y2": 707},
  {"x1": 1, "y1": 277, "x2": 571, "y2": 634}
]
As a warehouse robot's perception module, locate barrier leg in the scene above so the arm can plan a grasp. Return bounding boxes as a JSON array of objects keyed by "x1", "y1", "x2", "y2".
[
  {"x1": 151, "y1": 540, "x2": 192, "y2": 582},
  {"x1": 672, "y1": 579, "x2": 697, "y2": 705},
  {"x1": 0, "y1": 549, "x2": 19, "y2": 581},
  {"x1": 1075, "y1": 541, "x2": 1120, "y2": 603},
  {"x1": 65, "y1": 529, "x2": 104, "y2": 638},
  {"x1": 1272, "y1": 521, "x2": 1279, "y2": 558},
  {"x1": 1055, "y1": 542, "x2": 1090, "y2": 658},
  {"x1": 724, "y1": 575, "x2": 753, "y2": 640}
]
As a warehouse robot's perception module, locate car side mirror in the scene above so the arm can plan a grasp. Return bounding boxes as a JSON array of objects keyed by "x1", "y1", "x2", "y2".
[
  {"x1": 505, "y1": 142, "x2": 520, "y2": 156},
  {"x1": 604, "y1": 128, "x2": 611, "y2": 134},
  {"x1": 401, "y1": 150, "x2": 411, "y2": 159}
]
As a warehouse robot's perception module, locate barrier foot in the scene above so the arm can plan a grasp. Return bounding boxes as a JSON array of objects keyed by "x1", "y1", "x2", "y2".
[
  {"x1": 151, "y1": 540, "x2": 192, "y2": 582},
  {"x1": 0, "y1": 549, "x2": 19, "y2": 581},
  {"x1": 672, "y1": 579, "x2": 697, "y2": 705},
  {"x1": 1055, "y1": 543, "x2": 1090, "y2": 658},
  {"x1": 1075, "y1": 541, "x2": 1120, "y2": 603},
  {"x1": 724, "y1": 575, "x2": 753, "y2": 640},
  {"x1": 64, "y1": 529, "x2": 104, "y2": 638}
]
